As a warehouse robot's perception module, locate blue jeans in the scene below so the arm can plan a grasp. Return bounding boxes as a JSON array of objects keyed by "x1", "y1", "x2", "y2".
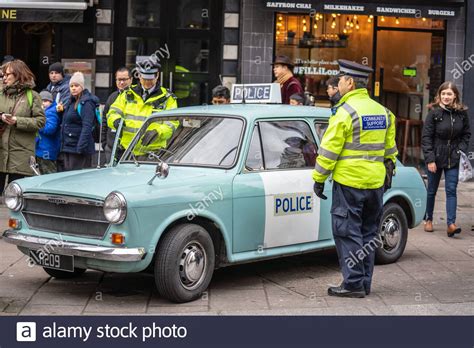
[{"x1": 425, "y1": 166, "x2": 459, "y2": 225}]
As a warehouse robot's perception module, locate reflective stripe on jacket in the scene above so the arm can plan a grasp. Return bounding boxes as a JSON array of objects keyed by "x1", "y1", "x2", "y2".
[
  {"x1": 106, "y1": 84, "x2": 178, "y2": 152},
  {"x1": 312, "y1": 88, "x2": 398, "y2": 189}
]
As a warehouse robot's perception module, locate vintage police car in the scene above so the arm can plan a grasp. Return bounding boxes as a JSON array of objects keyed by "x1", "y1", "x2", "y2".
[{"x1": 1, "y1": 93, "x2": 427, "y2": 303}]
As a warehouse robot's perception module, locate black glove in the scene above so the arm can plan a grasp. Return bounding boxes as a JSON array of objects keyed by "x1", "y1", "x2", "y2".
[
  {"x1": 313, "y1": 182, "x2": 327, "y2": 200},
  {"x1": 383, "y1": 159, "x2": 395, "y2": 191},
  {"x1": 141, "y1": 130, "x2": 159, "y2": 146},
  {"x1": 113, "y1": 118, "x2": 121, "y2": 130}
]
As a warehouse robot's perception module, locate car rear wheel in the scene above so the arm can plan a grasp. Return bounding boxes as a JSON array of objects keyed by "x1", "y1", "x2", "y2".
[
  {"x1": 155, "y1": 223, "x2": 215, "y2": 303},
  {"x1": 43, "y1": 267, "x2": 86, "y2": 279},
  {"x1": 375, "y1": 203, "x2": 408, "y2": 265}
]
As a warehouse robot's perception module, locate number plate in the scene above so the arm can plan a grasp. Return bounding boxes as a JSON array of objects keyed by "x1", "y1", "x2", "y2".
[{"x1": 29, "y1": 250, "x2": 74, "y2": 272}]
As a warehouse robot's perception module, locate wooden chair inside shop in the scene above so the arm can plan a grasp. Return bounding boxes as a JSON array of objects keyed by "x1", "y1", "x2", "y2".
[{"x1": 382, "y1": 91, "x2": 423, "y2": 167}]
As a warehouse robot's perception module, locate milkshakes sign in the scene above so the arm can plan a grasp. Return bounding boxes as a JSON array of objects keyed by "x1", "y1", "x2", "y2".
[{"x1": 262, "y1": 0, "x2": 460, "y2": 18}]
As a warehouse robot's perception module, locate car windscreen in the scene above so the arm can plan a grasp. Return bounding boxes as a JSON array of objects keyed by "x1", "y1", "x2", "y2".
[{"x1": 122, "y1": 116, "x2": 244, "y2": 168}]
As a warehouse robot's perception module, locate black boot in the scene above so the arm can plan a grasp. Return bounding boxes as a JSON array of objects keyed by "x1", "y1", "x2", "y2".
[{"x1": 328, "y1": 286, "x2": 366, "y2": 298}]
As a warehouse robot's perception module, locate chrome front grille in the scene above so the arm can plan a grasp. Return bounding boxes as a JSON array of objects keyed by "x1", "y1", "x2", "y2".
[{"x1": 22, "y1": 194, "x2": 109, "y2": 239}]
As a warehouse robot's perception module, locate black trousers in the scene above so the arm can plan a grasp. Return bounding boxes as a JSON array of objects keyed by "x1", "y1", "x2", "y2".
[
  {"x1": 57, "y1": 153, "x2": 92, "y2": 172},
  {"x1": 331, "y1": 181, "x2": 384, "y2": 293},
  {"x1": 0, "y1": 172, "x2": 28, "y2": 193}
]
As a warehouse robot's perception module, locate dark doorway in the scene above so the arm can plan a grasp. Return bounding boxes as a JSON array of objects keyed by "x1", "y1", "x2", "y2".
[
  {"x1": 0, "y1": 22, "x2": 54, "y2": 90},
  {"x1": 114, "y1": 0, "x2": 223, "y2": 106}
]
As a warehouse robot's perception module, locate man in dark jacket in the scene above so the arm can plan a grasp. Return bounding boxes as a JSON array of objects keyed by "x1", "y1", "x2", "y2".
[
  {"x1": 272, "y1": 55, "x2": 303, "y2": 104},
  {"x1": 101, "y1": 67, "x2": 132, "y2": 163},
  {"x1": 46, "y1": 62, "x2": 71, "y2": 113}
]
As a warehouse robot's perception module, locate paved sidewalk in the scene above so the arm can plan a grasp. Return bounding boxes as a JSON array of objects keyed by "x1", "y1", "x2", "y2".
[{"x1": 0, "y1": 182, "x2": 473, "y2": 316}]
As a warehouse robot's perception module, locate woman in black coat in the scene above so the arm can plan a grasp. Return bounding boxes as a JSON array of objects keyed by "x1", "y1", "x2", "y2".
[{"x1": 421, "y1": 81, "x2": 471, "y2": 237}]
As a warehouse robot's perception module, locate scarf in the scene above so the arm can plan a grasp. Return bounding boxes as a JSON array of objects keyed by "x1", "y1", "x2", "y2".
[{"x1": 2, "y1": 81, "x2": 35, "y2": 96}]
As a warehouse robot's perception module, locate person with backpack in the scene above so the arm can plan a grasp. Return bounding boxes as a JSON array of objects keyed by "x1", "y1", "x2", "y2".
[
  {"x1": 0, "y1": 59, "x2": 46, "y2": 190},
  {"x1": 272, "y1": 55, "x2": 303, "y2": 105},
  {"x1": 36, "y1": 91, "x2": 61, "y2": 174},
  {"x1": 58, "y1": 72, "x2": 99, "y2": 171}
]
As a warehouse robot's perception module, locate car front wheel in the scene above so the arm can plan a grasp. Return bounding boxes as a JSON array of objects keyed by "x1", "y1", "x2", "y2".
[
  {"x1": 154, "y1": 224, "x2": 215, "y2": 303},
  {"x1": 375, "y1": 203, "x2": 408, "y2": 265}
]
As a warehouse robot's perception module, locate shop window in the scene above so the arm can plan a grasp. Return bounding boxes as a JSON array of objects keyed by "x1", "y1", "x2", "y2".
[
  {"x1": 177, "y1": 39, "x2": 210, "y2": 73},
  {"x1": 126, "y1": 37, "x2": 161, "y2": 69},
  {"x1": 127, "y1": 0, "x2": 160, "y2": 28},
  {"x1": 275, "y1": 13, "x2": 373, "y2": 105},
  {"x1": 377, "y1": 16, "x2": 445, "y2": 30},
  {"x1": 178, "y1": 0, "x2": 210, "y2": 29}
]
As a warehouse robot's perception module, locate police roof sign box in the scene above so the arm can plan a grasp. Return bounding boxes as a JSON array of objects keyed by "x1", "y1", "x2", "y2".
[{"x1": 231, "y1": 83, "x2": 282, "y2": 104}]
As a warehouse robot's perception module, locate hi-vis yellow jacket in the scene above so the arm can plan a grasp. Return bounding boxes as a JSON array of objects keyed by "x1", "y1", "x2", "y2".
[
  {"x1": 107, "y1": 84, "x2": 178, "y2": 154},
  {"x1": 312, "y1": 88, "x2": 398, "y2": 189}
]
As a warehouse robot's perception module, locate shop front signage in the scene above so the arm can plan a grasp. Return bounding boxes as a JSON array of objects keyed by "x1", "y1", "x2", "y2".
[
  {"x1": 0, "y1": 8, "x2": 83, "y2": 22},
  {"x1": 293, "y1": 59, "x2": 340, "y2": 76},
  {"x1": 262, "y1": 0, "x2": 461, "y2": 18}
]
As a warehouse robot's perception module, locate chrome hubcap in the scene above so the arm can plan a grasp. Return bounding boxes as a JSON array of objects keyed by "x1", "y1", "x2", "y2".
[
  {"x1": 179, "y1": 242, "x2": 206, "y2": 290},
  {"x1": 381, "y1": 214, "x2": 401, "y2": 251}
]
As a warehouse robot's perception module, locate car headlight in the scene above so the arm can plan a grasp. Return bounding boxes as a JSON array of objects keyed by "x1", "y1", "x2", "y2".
[
  {"x1": 103, "y1": 191, "x2": 127, "y2": 224},
  {"x1": 4, "y1": 182, "x2": 23, "y2": 211}
]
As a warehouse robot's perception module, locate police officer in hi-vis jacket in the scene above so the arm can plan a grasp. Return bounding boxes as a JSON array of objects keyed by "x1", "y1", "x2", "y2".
[
  {"x1": 107, "y1": 63, "x2": 178, "y2": 158},
  {"x1": 312, "y1": 59, "x2": 398, "y2": 298}
]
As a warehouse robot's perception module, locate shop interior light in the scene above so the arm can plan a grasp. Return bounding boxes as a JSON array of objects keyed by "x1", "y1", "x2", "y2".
[
  {"x1": 368, "y1": 15, "x2": 373, "y2": 23},
  {"x1": 303, "y1": 25, "x2": 307, "y2": 31},
  {"x1": 314, "y1": 24, "x2": 318, "y2": 29},
  {"x1": 381, "y1": 16, "x2": 385, "y2": 22},
  {"x1": 422, "y1": 17, "x2": 427, "y2": 21},
  {"x1": 395, "y1": 17, "x2": 400, "y2": 25},
  {"x1": 346, "y1": 17, "x2": 350, "y2": 26},
  {"x1": 332, "y1": 13, "x2": 337, "y2": 18},
  {"x1": 279, "y1": 16, "x2": 283, "y2": 21},
  {"x1": 343, "y1": 28, "x2": 347, "y2": 34},
  {"x1": 356, "y1": 20, "x2": 360, "y2": 30},
  {"x1": 302, "y1": 18, "x2": 306, "y2": 24}
]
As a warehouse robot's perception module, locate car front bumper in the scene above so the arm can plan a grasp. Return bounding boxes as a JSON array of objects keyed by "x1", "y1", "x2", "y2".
[{"x1": 1, "y1": 230, "x2": 146, "y2": 262}]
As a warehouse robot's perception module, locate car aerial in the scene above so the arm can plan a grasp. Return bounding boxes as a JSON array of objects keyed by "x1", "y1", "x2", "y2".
[{"x1": 1, "y1": 101, "x2": 427, "y2": 303}]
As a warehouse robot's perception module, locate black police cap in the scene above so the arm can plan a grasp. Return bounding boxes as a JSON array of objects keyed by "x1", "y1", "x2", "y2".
[{"x1": 338, "y1": 59, "x2": 373, "y2": 78}]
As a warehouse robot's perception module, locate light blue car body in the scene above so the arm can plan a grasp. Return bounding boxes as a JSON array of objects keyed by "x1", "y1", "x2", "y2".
[{"x1": 5, "y1": 105, "x2": 427, "y2": 273}]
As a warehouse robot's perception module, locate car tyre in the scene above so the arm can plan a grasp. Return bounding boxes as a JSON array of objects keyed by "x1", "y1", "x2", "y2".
[
  {"x1": 43, "y1": 267, "x2": 87, "y2": 279},
  {"x1": 155, "y1": 224, "x2": 215, "y2": 303},
  {"x1": 375, "y1": 203, "x2": 408, "y2": 265}
]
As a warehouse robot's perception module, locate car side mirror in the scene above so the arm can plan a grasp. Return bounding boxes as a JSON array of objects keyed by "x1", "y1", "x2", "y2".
[
  {"x1": 147, "y1": 161, "x2": 170, "y2": 185},
  {"x1": 29, "y1": 156, "x2": 41, "y2": 176}
]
